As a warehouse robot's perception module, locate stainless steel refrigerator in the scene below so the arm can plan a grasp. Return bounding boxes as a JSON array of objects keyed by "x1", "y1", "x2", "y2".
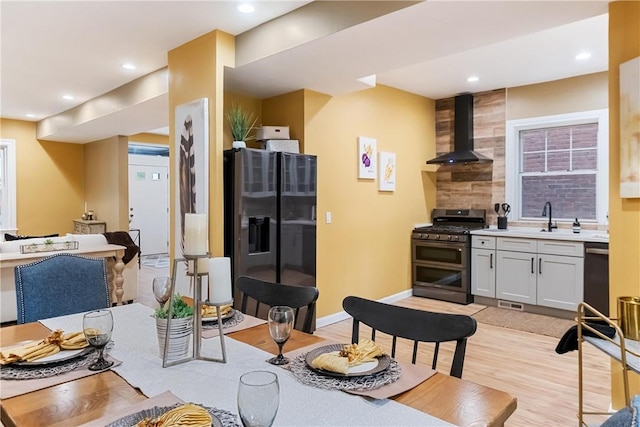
[{"x1": 223, "y1": 148, "x2": 317, "y2": 307}]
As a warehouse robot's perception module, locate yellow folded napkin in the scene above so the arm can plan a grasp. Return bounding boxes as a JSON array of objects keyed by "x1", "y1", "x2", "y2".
[
  {"x1": 311, "y1": 339, "x2": 384, "y2": 374},
  {"x1": 0, "y1": 329, "x2": 88, "y2": 365},
  {"x1": 202, "y1": 304, "x2": 232, "y2": 318},
  {"x1": 134, "y1": 403, "x2": 212, "y2": 427}
]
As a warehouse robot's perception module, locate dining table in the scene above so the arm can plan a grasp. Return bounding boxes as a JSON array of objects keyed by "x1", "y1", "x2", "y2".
[{"x1": 0, "y1": 303, "x2": 517, "y2": 427}]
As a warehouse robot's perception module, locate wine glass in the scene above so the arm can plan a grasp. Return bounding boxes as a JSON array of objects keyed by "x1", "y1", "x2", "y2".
[
  {"x1": 152, "y1": 277, "x2": 171, "y2": 307},
  {"x1": 83, "y1": 309, "x2": 114, "y2": 371},
  {"x1": 237, "y1": 370, "x2": 279, "y2": 427},
  {"x1": 267, "y1": 306, "x2": 294, "y2": 365}
]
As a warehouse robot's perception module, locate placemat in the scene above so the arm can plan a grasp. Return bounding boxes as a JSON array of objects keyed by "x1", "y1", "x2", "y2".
[
  {"x1": 284, "y1": 341, "x2": 437, "y2": 399},
  {"x1": 201, "y1": 313, "x2": 266, "y2": 339},
  {"x1": 0, "y1": 354, "x2": 122, "y2": 399},
  {"x1": 78, "y1": 390, "x2": 240, "y2": 427}
]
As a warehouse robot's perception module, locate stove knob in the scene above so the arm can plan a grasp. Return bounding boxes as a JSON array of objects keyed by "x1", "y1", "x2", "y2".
[
  {"x1": 453, "y1": 235, "x2": 460, "y2": 241},
  {"x1": 435, "y1": 234, "x2": 440, "y2": 240},
  {"x1": 447, "y1": 235, "x2": 452, "y2": 241},
  {"x1": 422, "y1": 234, "x2": 429, "y2": 240}
]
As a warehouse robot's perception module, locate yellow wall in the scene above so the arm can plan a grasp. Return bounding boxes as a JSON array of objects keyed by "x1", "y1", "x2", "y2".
[
  {"x1": 168, "y1": 30, "x2": 235, "y2": 258},
  {"x1": 0, "y1": 119, "x2": 84, "y2": 236},
  {"x1": 302, "y1": 85, "x2": 436, "y2": 317},
  {"x1": 84, "y1": 135, "x2": 129, "y2": 231},
  {"x1": 609, "y1": 0, "x2": 640, "y2": 407},
  {"x1": 507, "y1": 72, "x2": 608, "y2": 120},
  {"x1": 128, "y1": 132, "x2": 169, "y2": 145},
  {"x1": 262, "y1": 90, "x2": 305, "y2": 151}
]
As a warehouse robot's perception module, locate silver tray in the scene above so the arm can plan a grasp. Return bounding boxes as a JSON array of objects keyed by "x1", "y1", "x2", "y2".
[
  {"x1": 107, "y1": 404, "x2": 223, "y2": 427},
  {"x1": 13, "y1": 346, "x2": 94, "y2": 367},
  {"x1": 304, "y1": 343, "x2": 390, "y2": 378}
]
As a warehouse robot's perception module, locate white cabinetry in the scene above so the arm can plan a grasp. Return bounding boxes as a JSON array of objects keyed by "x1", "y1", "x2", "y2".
[
  {"x1": 495, "y1": 237, "x2": 583, "y2": 311},
  {"x1": 471, "y1": 236, "x2": 496, "y2": 298}
]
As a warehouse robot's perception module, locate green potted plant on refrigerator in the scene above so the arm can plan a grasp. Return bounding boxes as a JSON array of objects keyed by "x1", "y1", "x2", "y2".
[{"x1": 226, "y1": 104, "x2": 257, "y2": 148}]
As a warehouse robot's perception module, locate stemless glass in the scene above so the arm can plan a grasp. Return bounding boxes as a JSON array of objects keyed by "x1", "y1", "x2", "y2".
[
  {"x1": 237, "y1": 370, "x2": 279, "y2": 427},
  {"x1": 83, "y1": 309, "x2": 114, "y2": 371},
  {"x1": 267, "y1": 306, "x2": 295, "y2": 365},
  {"x1": 152, "y1": 277, "x2": 171, "y2": 306}
]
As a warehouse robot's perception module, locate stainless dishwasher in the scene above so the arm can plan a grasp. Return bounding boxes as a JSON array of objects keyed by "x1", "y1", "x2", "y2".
[{"x1": 584, "y1": 242, "x2": 609, "y2": 316}]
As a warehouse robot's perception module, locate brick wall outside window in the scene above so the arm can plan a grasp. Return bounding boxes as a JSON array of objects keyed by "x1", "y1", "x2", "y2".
[{"x1": 519, "y1": 123, "x2": 598, "y2": 220}]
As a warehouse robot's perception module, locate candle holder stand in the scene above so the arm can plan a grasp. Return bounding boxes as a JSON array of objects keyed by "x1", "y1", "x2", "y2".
[{"x1": 162, "y1": 253, "x2": 229, "y2": 368}]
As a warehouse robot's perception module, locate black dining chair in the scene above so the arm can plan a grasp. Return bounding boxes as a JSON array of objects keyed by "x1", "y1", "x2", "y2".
[
  {"x1": 15, "y1": 253, "x2": 111, "y2": 324},
  {"x1": 342, "y1": 295, "x2": 477, "y2": 378},
  {"x1": 235, "y1": 276, "x2": 319, "y2": 333}
]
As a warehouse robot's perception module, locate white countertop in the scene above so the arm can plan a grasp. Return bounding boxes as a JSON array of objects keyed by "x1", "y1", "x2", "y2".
[{"x1": 471, "y1": 226, "x2": 609, "y2": 243}]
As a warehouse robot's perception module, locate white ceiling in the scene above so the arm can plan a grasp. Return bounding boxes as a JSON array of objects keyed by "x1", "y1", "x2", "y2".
[{"x1": 0, "y1": 1, "x2": 610, "y2": 142}]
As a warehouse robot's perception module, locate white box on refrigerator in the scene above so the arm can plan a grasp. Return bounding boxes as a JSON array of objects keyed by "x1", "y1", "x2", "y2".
[{"x1": 256, "y1": 126, "x2": 290, "y2": 140}]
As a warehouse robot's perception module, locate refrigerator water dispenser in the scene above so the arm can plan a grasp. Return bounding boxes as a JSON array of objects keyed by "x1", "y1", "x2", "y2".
[{"x1": 248, "y1": 216, "x2": 270, "y2": 254}]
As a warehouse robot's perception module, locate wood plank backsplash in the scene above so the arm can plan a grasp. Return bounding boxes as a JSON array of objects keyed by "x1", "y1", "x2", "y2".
[{"x1": 435, "y1": 89, "x2": 506, "y2": 226}]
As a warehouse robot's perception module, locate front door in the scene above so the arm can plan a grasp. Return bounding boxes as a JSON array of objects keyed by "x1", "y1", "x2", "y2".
[{"x1": 128, "y1": 156, "x2": 169, "y2": 255}]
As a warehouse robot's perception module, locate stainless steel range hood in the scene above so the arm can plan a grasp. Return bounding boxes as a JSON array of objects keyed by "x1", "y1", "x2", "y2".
[{"x1": 426, "y1": 93, "x2": 493, "y2": 165}]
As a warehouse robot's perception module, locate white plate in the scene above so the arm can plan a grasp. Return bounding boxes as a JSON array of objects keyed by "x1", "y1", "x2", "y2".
[{"x1": 5, "y1": 341, "x2": 94, "y2": 367}]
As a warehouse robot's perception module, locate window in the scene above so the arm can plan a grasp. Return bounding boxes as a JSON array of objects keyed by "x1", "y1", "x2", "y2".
[
  {"x1": 505, "y1": 110, "x2": 608, "y2": 224},
  {"x1": 0, "y1": 139, "x2": 17, "y2": 232}
]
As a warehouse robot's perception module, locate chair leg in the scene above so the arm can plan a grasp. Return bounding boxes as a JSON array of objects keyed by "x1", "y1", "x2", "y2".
[
  {"x1": 432, "y1": 342, "x2": 440, "y2": 370},
  {"x1": 450, "y1": 339, "x2": 467, "y2": 378},
  {"x1": 351, "y1": 319, "x2": 360, "y2": 344}
]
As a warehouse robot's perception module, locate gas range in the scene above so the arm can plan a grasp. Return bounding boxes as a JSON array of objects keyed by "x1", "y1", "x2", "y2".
[
  {"x1": 411, "y1": 208, "x2": 487, "y2": 305},
  {"x1": 412, "y1": 209, "x2": 487, "y2": 242}
]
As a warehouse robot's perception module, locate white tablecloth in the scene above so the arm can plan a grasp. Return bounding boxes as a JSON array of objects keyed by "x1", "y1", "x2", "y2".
[{"x1": 41, "y1": 304, "x2": 452, "y2": 427}]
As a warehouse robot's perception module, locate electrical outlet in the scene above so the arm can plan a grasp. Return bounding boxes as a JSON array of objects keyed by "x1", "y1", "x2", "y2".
[{"x1": 325, "y1": 212, "x2": 332, "y2": 224}]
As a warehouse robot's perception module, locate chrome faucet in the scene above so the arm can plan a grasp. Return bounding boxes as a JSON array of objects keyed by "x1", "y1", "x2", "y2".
[{"x1": 541, "y1": 201, "x2": 557, "y2": 232}]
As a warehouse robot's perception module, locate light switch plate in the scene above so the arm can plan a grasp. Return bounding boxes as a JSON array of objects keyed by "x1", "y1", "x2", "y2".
[{"x1": 325, "y1": 212, "x2": 332, "y2": 224}]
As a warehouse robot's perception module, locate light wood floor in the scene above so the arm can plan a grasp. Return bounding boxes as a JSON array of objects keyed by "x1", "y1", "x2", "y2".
[{"x1": 137, "y1": 256, "x2": 612, "y2": 427}]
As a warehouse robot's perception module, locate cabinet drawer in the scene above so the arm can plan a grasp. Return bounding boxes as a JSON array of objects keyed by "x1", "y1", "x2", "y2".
[
  {"x1": 537, "y1": 240, "x2": 583, "y2": 257},
  {"x1": 497, "y1": 237, "x2": 537, "y2": 253},
  {"x1": 472, "y1": 236, "x2": 496, "y2": 250}
]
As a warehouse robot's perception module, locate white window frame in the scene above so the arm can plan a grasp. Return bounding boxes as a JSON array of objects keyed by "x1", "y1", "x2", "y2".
[
  {"x1": 0, "y1": 139, "x2": 17, "y2": 234},
  {"x1": 505, "y1": 109, "x2": 608, "y2": 224}
]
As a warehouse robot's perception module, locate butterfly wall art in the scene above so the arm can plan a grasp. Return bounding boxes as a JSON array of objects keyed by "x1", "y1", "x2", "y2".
[{"x1": 358, "y1": 136, "x2": 376, "y2": 179}]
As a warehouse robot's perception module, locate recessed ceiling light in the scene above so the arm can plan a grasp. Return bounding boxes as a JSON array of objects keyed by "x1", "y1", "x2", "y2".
[
  {"x1": 25, "y1": 113, "x2": 36, "y2": 118},
  {"x1": 575, "y1": 52, "x2": 592, "y2": 60},
  {"x1": 238, "y1": 3, "x2": 254, "y2": 13},
  {"x1": 62, "y1": 95, "x2": 74, "y2": 100},
  {"x1": 467, "y1": 76, "x2": 479, "y2": 83},
  {"x1": 122, "y1": 63, "x2": 136, "y2": 70}
]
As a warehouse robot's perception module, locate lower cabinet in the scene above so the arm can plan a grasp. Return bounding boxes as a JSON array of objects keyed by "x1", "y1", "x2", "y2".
[
  {"x1": 471, "y1": 235, "x2": 584, "y2": 311},
  {"x1": 495, "y1": 250, "x2": 537, "y2": 304},
  {"x1": 471, "y1": 246, "x2": 496, "y2": 298}
]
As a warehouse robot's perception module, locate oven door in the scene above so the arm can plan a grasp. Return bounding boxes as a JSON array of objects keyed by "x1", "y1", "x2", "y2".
[
  {"x1": 412, "y1": 239, "x2": 466, "y2": 268},
  {"x1": 412, "y1": 262, "x2": 468, "y2": 292}
]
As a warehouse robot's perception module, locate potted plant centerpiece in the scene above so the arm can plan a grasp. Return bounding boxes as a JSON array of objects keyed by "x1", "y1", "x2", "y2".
[
  {"x1": 153, "y1": 294, "x2": 194, "y2": 358},
  {"x1": 226, "y1": 104, "x2": 257, "y2": 148}
]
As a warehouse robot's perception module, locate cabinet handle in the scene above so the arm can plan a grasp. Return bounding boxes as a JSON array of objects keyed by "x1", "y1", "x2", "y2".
[
  {"x1": 531, "y1": 258, "x2": 534, "y2": 274},
  {"x1": 585, "y1": 248, "x2": 609, "y2": 255},
  {"x1": 539, "y1": 258, "x2": 542, "y2": 274},
  {"x1": 490, "y1": 253, "x2": 493, "y2": 269}
]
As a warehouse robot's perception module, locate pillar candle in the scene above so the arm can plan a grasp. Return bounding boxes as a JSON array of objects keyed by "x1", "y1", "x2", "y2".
[
  {"x1": 187, "y1": 258, "x2": 209, "y2": 275},
  {"x1": 184, "y1": 213, "x2": 208, "y2": 255},
  {"x1": 209, "y1": 257, "x2": 233, "y2": 304}
]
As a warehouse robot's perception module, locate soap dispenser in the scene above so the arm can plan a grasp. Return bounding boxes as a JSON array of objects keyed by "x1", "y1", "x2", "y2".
[{"x1": 573, "y1": 218, "x2": 581, "y2": 234}]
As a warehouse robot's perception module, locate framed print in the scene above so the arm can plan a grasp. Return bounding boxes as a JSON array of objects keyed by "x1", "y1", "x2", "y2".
[
  {"x1": 620, "y1": 56, "x2": 640, "y2": 198},
  {"x1": 174, "y1": 98, "x2": 209, "y2": 259},
  {"x1": 378, "y1": 152, "x2": 396, "y2": 191},
  {"x1": 358, "y1": 136, "x2": 376, "y2": 179}
]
